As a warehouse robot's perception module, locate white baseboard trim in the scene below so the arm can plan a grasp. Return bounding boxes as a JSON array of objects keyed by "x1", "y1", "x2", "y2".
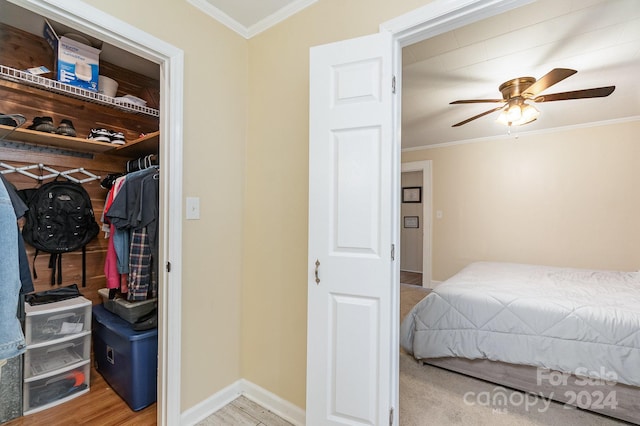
[
  {"x1": 180, "y1": 380, "x2": 243, "y2": 425},
  {"x1": 180, "y1": 379, "x2": 305, "y2": 426},
  {"x1": 240, "y1": 379, "x2": 306, "y2": 425}
]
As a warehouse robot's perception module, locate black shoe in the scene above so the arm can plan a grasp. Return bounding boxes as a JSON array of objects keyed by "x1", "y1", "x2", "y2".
[
  {"x1": 27, "y1": 116, "x2": 56, "y2": 133},
  {"x1": 55, "y1": 119, "x2": 77, "y2": 137},
  {"x1": 0, "y1": 113, "x2": 18, "y2": 127}
]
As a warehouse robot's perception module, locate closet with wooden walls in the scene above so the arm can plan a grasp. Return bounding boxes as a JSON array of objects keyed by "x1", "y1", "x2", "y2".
[
  {"x1": 0, "y1": 19, "x2": 160, "y2": 303},
  {"x1": 0, "y1": 3, "x2": 160, "y2": 422}
]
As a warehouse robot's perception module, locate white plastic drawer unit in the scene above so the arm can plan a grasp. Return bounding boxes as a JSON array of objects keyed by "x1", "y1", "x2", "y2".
[
  {"x1": 23, "y1": 332, "x2": 91, "y2": 379},
  {"x1": 24, "y1": 297, "x2": 92, "y2": 345},
  {"x1": 22, "y1": 296, "x2": 92, "y2": 415},
  {"x1": 23, "y1": 362, "x2": 90, "y2": 414}
]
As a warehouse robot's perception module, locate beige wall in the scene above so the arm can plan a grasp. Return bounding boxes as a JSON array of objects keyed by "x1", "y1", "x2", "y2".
[
  {"x1": 81, "y1": 0, "x2": 249, "y2": 411},
  {"x1": 80, "y1": 0, "x2": 434, "y2": 413},
  {"x1": 403, "y1": 120, "x2": 640, "y2": 281},
  {"x1": 242, "y1": 0, "x2": 431, "y2": 409},
  {"x1": 53, "y1": 0, "x2": 640, "y2": 417}
]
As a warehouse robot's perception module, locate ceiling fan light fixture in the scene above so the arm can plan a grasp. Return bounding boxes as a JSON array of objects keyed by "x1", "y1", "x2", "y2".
[
  {"x1": 506, "y1": 103, "x2": 522, "y2": 122},
  {"x1": 450, "y1": 69, "x2": 613, "y2": 128},
  {"x1": 496, "y1": 101, "x2": 539, "y2": 126},
  {"x1": 520, "y1": 103, "x2": 539, "y2": 124}
]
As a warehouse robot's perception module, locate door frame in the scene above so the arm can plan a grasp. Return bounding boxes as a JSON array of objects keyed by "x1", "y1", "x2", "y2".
[
  {"x1": 380, "y1": 0, "x2": 533, "y2": 423},
  {"x1": 9, "y1": 1, "x2": 184, "y2": 424},
  {"x1": 401, "y1": 161, "x2": 432, "y2": 287}
]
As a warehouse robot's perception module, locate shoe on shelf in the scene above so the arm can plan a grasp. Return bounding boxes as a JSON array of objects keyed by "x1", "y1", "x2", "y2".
[
  {"x1": 88, "y1": 128, "x2": 127, "y2": 145},
  {"x1": 27, "y1": 116, "x2": 56, "y2": 133},
  {"x1": 87, "y1": 128, "x2": 111, "y2": 143},
  {"x1": 55, "y1": 119, "x2": 77, "y2": 137},
  {"x1": 1, "y1": 114, "x2": 17, "y2": 127},
  {"x1": 110, "y1": 131, "x2": 126, "y2": 145}
]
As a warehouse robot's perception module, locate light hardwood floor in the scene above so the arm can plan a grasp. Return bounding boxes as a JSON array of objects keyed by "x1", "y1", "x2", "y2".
[
  {"x1": 197, "y1": 396, "x2": 292, "y2": 426},
  {"x1": 3, "y1": 365, "x2": 156, "y2": 425},
  {"x1": 3, "y1": 366, "x2": 291, "y2": 426},
  {"x1": 5, "y1": 272, "x2": 422, "y2": 425},
  {"x1": 400, "y1": 270, "x2": 423, "y2": 286}
]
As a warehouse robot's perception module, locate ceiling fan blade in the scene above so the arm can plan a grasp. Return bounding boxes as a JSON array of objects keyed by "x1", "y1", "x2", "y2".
[
  {"x1": 523, "y1": 68, "x2": 577, "y2": 97},
  {"x1": 533, "y1": 86, "x2": 615, "y2": 102},
  {"x1": 452, "y1": 106, "x2": 505, "y2": 127},
  {"x1": 450, "y1": 99, "x2": 504, "y2": 104}
]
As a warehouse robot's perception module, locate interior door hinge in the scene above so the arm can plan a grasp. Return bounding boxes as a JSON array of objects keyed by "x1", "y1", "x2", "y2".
[
  {"x1": 389, "y1": 407, "x2": 394, "y2": 425},
  {"x1": 166, "y1": 261, "x2": 171, "y2": 273},
  {"x1": 391, "y1": 244, "x2": 395, "y2": 261},
  {"x1": 392, "y1": 76, "x2": 396, "y2": 94}
]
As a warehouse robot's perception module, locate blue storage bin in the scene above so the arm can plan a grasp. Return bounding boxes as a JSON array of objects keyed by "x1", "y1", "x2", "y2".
[{"x1": 92, "y1": 304, "x2": 157, "y2": 411}]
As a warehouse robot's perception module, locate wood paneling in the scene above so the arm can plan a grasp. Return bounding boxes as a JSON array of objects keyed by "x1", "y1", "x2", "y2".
[
  {"x1": 0, "y1": 22, "x2": 53, "y2": 73},
  {"x1": 2, "y1": 147, "x2": 125, "y2": 306},
  {"x1": 0, "y1": 22, "x2": 159, "y2": 143},
  {"x1": 1, "y1": 17, "x2": 160, "y2": 425}
]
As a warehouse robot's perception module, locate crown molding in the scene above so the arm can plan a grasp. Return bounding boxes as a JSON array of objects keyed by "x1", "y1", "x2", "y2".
[
  {"x1": 188, "y1": 0, "x2": 317, "y2": 39},
  {"x1": 187, "y1": 0, "x2": 249, "y2": 37},
  {"x1": 246, "y1": 0, "x2": 317, "y2": 38}
]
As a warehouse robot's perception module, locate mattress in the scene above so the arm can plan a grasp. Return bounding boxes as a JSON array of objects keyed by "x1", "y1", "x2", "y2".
[{"x1": 400, "y1": 261, "x2": 640, "y2": 387}]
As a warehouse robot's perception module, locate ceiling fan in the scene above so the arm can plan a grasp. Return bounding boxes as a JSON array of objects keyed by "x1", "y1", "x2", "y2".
[{"x1": 450, "y1": 68, "x2": 615, "y2": 127}]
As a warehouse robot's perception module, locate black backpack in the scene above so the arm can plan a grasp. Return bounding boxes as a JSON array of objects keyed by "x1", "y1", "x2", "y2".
[{"x1": 20, "y1": 179, "x2": 100, "y2": 286}]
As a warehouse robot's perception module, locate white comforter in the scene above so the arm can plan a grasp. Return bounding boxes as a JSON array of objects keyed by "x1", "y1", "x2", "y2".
[{"x1": 400, "y1": 261, "x2": 640, "y2": 387}]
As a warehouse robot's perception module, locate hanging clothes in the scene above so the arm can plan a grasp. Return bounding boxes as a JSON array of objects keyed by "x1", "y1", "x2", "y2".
[
  {"x1": 0, "y1": 177, "x2": 26, "y2": 360},
  {"x1": 102, "y1": 177, "x2": 128, "y2": 294},
  {"x1": 106, "y1": 167, "x2": 159, "y2": 301},
  {"x1": 0, "y1": 174, "x2": 33, "y2": 294}
]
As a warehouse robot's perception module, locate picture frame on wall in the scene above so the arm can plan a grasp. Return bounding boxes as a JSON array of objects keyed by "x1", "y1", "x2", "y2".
[
  {"x1": 402, "y1": 186, "x2": 421, "y2": 203},
  {"x1": 403, "y1": 216, "x2": 419, "y2": 228}
]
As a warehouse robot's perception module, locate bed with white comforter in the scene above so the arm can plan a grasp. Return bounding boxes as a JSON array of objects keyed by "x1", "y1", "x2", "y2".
[{"x1": 400, "y1": 261, "x2": 640, "y2": 388}]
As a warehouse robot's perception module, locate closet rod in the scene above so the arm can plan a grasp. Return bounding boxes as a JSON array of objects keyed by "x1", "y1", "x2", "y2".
[{"x1": 0, "y1": 162, "x2": 101, "y2": 184}]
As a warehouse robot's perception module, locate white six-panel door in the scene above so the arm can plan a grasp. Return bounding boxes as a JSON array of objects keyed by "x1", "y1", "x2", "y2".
[{"x1": 307, "y1": 31, "x2": 395, "y2": 425}]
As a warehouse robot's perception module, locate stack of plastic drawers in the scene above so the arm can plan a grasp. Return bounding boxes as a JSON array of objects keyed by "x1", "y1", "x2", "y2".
[{"x1": 22, "y1": 296, "x2": 92, "y2": 415}]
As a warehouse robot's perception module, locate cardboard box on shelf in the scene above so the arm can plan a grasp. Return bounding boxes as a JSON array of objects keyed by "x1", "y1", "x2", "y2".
[{"x1": 43, "y1": 19, "x2": 101, "y2": 92}]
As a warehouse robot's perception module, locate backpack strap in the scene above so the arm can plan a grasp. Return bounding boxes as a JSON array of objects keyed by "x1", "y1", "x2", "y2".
[
  {"x1": 47, "y1": 253, "x2": 64, "y2": 286},
  {"x1": 32, "y1": 249, "x2": 39, "y2": 280},
  {"x1": 40, "y1": 250, "x2": 87, "y2": 287},
  {"x1": 82, "y1": 246, "x2": 87, "y2": 287},
  {"x1": 57, "y1": 254, "x2": 63, "y2": 285},
  {"x1": 48, "y1": 253, "x2": 57, "y2": 286},
  {"x1": 48, "y1": 253, "x2": 55, "y2": 286}
]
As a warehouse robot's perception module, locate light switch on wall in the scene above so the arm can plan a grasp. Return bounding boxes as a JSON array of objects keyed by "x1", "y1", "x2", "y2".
[
  {"x1": 186, "y1": 197, "x2": 200, "y2": 220},
  {"x1": 436, "y1": 210, "x2": 443, "y2": 219}
]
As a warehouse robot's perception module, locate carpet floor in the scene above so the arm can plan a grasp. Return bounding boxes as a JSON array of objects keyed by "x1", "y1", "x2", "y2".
[{"x1": 398, "y1": 284, "x2": 629, "y2": 426}]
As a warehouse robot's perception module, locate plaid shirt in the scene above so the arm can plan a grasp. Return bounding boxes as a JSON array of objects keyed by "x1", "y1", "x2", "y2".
[{"x1": 128, "y1": 227, "x2": 152, "y2": 301}]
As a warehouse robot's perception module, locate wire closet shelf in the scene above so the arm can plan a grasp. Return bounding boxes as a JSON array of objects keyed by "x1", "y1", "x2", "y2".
[{"x1": 0, "y1": 65, "x2": 159, "y2": 118}]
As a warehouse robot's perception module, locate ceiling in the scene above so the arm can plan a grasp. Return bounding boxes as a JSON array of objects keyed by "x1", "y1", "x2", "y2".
[
  {"x1": 3, "y1": 0, "x2": 638, "y2": 149},
  {"x1": 190, "y1": 0, "x2": 640, "y2": 149},
  {"x1": 187, "y1": 0, "x2": 317, "y2": 39},
  {"x1": 401, "y1": 0, "x2": 640, "y2": 149}
]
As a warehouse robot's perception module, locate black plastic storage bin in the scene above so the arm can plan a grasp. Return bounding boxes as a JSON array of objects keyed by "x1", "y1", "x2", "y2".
[{"x1": 92, "y1": 304, "x2": 158, "y2": 411}]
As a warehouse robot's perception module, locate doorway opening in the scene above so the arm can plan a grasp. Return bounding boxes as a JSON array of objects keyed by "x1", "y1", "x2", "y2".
[
  {"x1": 400, "y1": 161, "x2": 432, "y2": 288},
  {"x1": 6, "y1": 1, "x2": 184, "y2": 424},
  {"x1": 386, "y1": 0, "x2": 533, "y2": 423}
]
